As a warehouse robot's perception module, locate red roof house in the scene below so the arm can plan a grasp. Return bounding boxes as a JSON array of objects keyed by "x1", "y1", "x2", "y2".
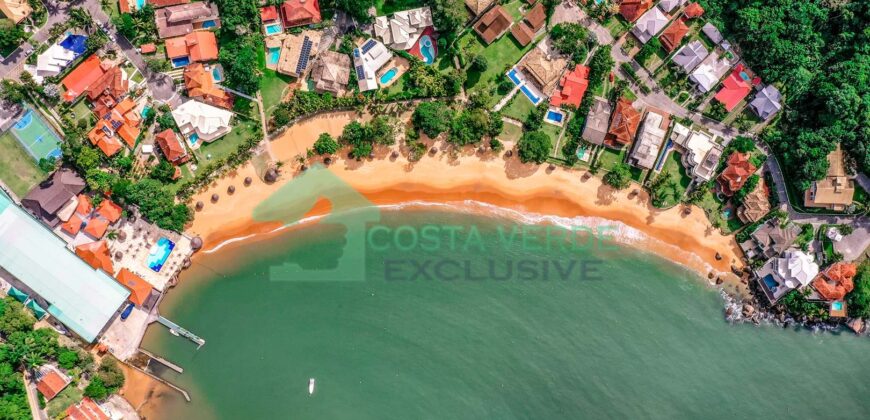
[
  {"x1": 606, "y1": 98, "x2": 642, "y2": 148},
  {"x1": 75, "y1": 194, "x2": 93, "y2": 216},
  {"x1": 812, "y1": 262, "x2": 857, "y2": 301},
  {"x1": 550, "y1": 65, "x2": 589, "y2": 108},
  {"x1": 66, "y1": 398, "x2": 110, "y2": 420},
  {"x1": 116, "y1": 268, "x2": 154, "y2": 307},
  {"x1": 714, "y1": 65, "x2": 752, "y2": 111},
  {"x1": 140, "y1": 43, "x2": 157, "y2": 54},
  {"x1": 261, "y1": 5, "x2": 279, "y2": 22},
  {"x1": 619, "y1": 0, "x2": 653, "y2": 22},
  {"x1": 75, "y1": 240, "x2": 114, "y2": 273},
  {"x1": 36, "y1": 368, "x2": 70, "y2": 401},
  {"x1": 83, "y1": 217, "x2": 111, "y2": 240},
  {"x1": 97, "y1": 199, "x2": 123, "y2": 223},
  {"x1": 717, "y1": 152, "x2": 756, "y2": 195},
  {"x1": 659, "y1": 17, "x2": 689, "y2": 53},
  {"x1": 683, "y1": 2, "x2": 704, "y2": 18},
  {"x1": 280, "y1": 0, "x2": 322, "y2": 28},
  {"x1": 62, "y1": 55, "x2": 107, "y2": 102},
  {"x1": 148, "y1": 0, "x2": 190, "y2": 7},
  {"x1": 61, "y1": 213, "x2": 85, "y2": 236},
  {"x1": 155, "y1": 129, "x2": 190, "y2": 164},
  {"x1": 165, "y1": 31, "x2": 219, "y2": 63}
]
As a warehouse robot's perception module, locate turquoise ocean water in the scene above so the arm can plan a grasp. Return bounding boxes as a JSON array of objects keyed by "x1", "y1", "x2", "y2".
[{"x1": 144, "y1": 209, "x2": 870, "y2": 419}]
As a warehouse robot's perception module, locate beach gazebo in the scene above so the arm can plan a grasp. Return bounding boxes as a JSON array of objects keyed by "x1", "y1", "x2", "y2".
[
  {"x1": 211, "y1": 194, "x2": 219, "y2": 203},
  {"x1": 244, "y1": 177, "x2": 253, "y2": 186}
]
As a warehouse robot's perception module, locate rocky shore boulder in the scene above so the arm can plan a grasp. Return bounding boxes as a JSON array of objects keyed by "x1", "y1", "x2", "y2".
[
  {"x1": 847, "y1": 318, "x2": 865, "y2": 335},
  {"x1": 742, "y1": 304, "x2": 755, "y2": 317}
]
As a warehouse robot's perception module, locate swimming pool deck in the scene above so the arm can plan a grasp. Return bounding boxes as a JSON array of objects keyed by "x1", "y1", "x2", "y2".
[
  {"x1": 106, "y1": 216, "x2": 194, "y2": 292},
  {"x1": 377, "y1": 56, "x2": 409, "y2": 88}
]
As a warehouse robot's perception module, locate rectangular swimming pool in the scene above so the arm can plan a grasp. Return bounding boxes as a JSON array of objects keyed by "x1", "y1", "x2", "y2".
[
  {"x1": 520, "y1": 85, "x2": 541, "y2": 105},
  {"x1": 507, "y1": 68, "x2": 522, "y2": 85},
  {"x1": 146, "y1": 237, "x2": 176, "y2": 272},
  {"x1": 264, "y1": 23, "x2": 282, "y2": 36}
]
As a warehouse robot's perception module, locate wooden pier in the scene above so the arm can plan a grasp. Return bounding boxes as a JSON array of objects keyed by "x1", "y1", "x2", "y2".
[{"x1": 156, "y1": 316, "x2": 205, "y2": 348}]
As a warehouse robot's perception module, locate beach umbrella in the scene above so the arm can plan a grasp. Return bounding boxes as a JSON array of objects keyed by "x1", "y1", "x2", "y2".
[
  {"x1": 548, "y1": 164, "x2": 556, "y2": 171},
  {"x1": 324, "y1": 157, "x2": 332, "y2": 165},
  {"x1": 244, "y1": 177, "x2": 253, "y2": 186},
  {"x1": 227, "y1": 185, "x2": 235, "y2": 194},
  {"x1": 191, "y1": 237, "x2": 203, "y2": 251},
  {"x1": 301, "y1": 165, "x2": 308, "y2": 171},
  {"x1": 118, "y1": 231, "x2": 127, "y2": 242},
  {"x1": 114, "y1": 251, "x2": 122, "y2": 260},
  {"x1": 195, "y1": 201, "x2": 204, "y2": 211},
  {"x1": 429, "y1": 147, "x2": 437, "y2": 156},
  {"x1": 211, "y1": 194, "x2": 219, "y2": 203},
  {"x1": 390, "y1": 151, "x2": 399, "y2": 159},
  {"x1": 265, "y1": 168, "x2": 279, "y2": 183},
  {"x1": 505, "y1": 150, "x2": 513, "y2": 157}
]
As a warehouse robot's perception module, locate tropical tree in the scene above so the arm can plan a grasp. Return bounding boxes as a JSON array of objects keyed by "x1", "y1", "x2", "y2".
[{"x1": 517, "y1": 131, "x2": 552, "y2": 164}]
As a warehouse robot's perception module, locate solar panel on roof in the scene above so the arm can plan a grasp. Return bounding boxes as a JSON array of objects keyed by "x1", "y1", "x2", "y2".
[
  {"x1": 361, "y1": 39, "x2": 377, "y2": 54},
  {"x1": 295, "y1": 38, "x2": 313, "y2": 74},
  {"x1": 356, "y1": 65, "x2": 365, "y2": 79}
]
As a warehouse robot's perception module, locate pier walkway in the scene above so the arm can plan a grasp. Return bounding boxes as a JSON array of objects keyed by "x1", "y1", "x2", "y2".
[{"x1": 157, "y1": 316, "x2": 206, "y2": 348}]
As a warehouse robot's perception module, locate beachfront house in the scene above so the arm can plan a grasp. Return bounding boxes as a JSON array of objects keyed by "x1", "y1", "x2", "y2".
[
  {"x1": 672, "y1": 40, "x2": 708, "y2": 73},
  {"x1": 749, "y1": 85, "x2": 782, "y2": 120},
  {"x1": 739, "y1": 218, "x2": 800, "y2": 261},
  {"x1": 737, "y1": 181, "x2": 771, "y2": 223},
  {"x1": 581, "y1": 97, "x2": 612, "y2": 146},
  {"x1": 0, "y1": 190, "x2": 130, "y2": 343},
  {"x1": 629, "y1": 109, "x2": 670, "y2": 170},
  {"x1": 620, "y1": 0, "x2": 653, "y2": 23},
  {"x1": 803, "y1": 144, "x2": 855, "y2": 211},
  {"x1": 66, "y1": 398, "x2": 111, "y2": 419},
  {"x1": 550, "y1": 65, "x2": 589, "y2": 109},
  {"x1": 755, "y1": 249, "x2": 819, "y2": 303},
  {"x1": 717, "y1": 152, "x2": 756, "y2": 196},
  {"x1": 352, "y1": 38, "x2": 393, "y2": 92},
  {"x1": 516, "y1": 45, "x2": 568, "y2": 98},
  {"x1": 631, "y1": 6, "x2": 669, "y2": 44},
  {"x1": 171, "y1": 99, "x2": 234, "y2": 145},
  {"x1": 311, "y1": 51, "x2": 352, "y2": 96},
  {"x1": 184, "y1": 62, "x2": 233, "y2": 109},
  {"x1": 155, "y1": 2, "x2": 221, "y2": 39},
  {"x1": 0, "y1": 0, "x2": 32, "y2": 24},
  {"x1": 21, "y1": 169, "x2": 86, "y2": 228},
  {"x1": 671, "y1": 126, "x2": 722, "y2": 181},
  {"x1": 605, "y1": 98, "x2": 642, "y2": 149},
  {"x1": 510, "y1": 2, "x2": 545, "y2": 47},
  {"x1": 374, "y1": 6, "x2": 433, "y2": 50},
  {"x1": 473, "y1": 5, "x2": 512, "y2": 45},
  {"x1": 276, "y1": 31, "x2": 320, "y2": 78}
]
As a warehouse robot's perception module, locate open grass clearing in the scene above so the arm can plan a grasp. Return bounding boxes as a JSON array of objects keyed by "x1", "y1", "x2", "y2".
[
  {"x1": 260, "y1": 69, "x2": 294, "y2": 118},
  {"x1": 500, "y1": 93, "x2": 536, "y2": 122},
  {"x1": 458, "y1": 30, "x2": 534, "y2": 91}
]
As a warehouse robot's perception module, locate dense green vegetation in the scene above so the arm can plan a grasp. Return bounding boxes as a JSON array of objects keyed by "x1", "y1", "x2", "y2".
[
  {"x1": 517, "y1": 131, "x2": 552, "y2": 164},
  {"x1": 603, "y1": 162, "x2": 633, "y2": 190},
  {"x1": 214, "y1": 0, "x2": 264, "y2": 94},
  {"x1": 339, "y1": 116, "x2": 396, "y2": 158},
  {"x1": 733, "y1": 174, "x2": 760, "y2": 204},
  {"x1": 412, "y1": 101, "x2": 453, "y2": 139},
  {"x1": 780, "y1": 288, "x2": 828, "y2": 321},
  {"x1": 313, "y1": 133, "x2": 340, "y2": 156},
  {"x1": 847, "y1": 262, "x2": 870, "y2": 319},
  {"x1": 550, "y1": 23, "x2": 592, "y2": 65},
  {"x1": 113, "y1": 5, "x2": 158, "y2": 45},
  {"x1": 700, "y1": 0, "x2": 869, "y2": 190}
]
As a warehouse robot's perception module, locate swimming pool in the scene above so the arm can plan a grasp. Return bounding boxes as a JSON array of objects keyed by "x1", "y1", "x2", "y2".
[
  {"x1": 264, "y1": 23, "x2": 282, "y2": 36},
  {"x1": 10, "y1": 106, "x2": 63, "y2": 162},
  {"x1": 141, "y1": 106, "x2": 151, "y2": 118},
  {"x1": 545, "y1": 110, "x2": 564, "y2": 123},
  {"x1": 267, "y1": 47, "x2": 280, "y2": 65},
  {"x1": 201, "y1": 20, "x2": 217, "y2": 29},
  {"x1": 832, "y1": 301, "x2": 844, "y2": 311},
  {"x1": 419, "y1": 35, "x2": 436, "y2": 65},
  {"x1": 653, "y1": 139, "x2": 674, "y2": 172},
  {"x1": 171, "y1": 56, "x2": 190, "y2": 68},
  {"x1": 135, "y1": 0, "x2": 145, "y2": 9},
  {"x1": 507, "y1": 68, "x2": 522, "y2": 85},
  {"x1": 211, "y1": 66, "x2": 224, "y2": 82},
  {"x1": 380, "y1": 68, "x2": 398, "y2": 85},
  {"x1": 739, "y1": 71, "x2": 750, "y2": 81},
  {"x1": 187, "y1": 133, "x2": 200, "y2": 147},
  {"x1": 520, "y1": 85, "x2": 541, "y2": 105},
  {"x1": 146, "y1": 237, "x2": 176, "y2": 272},
  {"x1": 761, "y1": 274, "x2": 778, "y2": 293}
]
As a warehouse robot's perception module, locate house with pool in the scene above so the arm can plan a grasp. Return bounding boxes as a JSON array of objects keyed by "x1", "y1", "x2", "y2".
[
  {"x1": 373, "y1": 7, "x2": 435, "y2": 57},
  {"x1": 276, "y1": 31, "x2": 321, "y2": 78},
  {"x1": 261, "y1": 4, "x2": 283, "y2": 36},
  {"x1": 280, "y1": 0, "x2": 322, "y2": 28},
  {"x1": 165, "y1": 31, "x2": 218, "y2": 68},
  {"x1": 184, "y1": 62, "x2": 233, "y2": 109},
  {"x1": 629, "y1": 108, "x2": 671, "y2": 170},
  {"x1": 509, "y1": 44, "x2": 568, "y2": 106},
  {"x1": 24, "y1": 32, "x2": 89, "y2": 84},
  {"x1": 171, "y1": 99, "x2": 233, "y2": 149},
  {"x1": 352, "y1": 38, "x2": 394, "y2": 92},
  {"x1": 155, "y1": 2, "x2": 221, "y2": 40}
]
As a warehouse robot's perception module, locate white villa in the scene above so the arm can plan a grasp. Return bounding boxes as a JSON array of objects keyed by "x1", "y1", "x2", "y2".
[
  {"x1": 373, "y1": 6, "x2": 433, "y2": 50},
  {"x1": 171, "y1": 100, "x2": 233, "y2": 145},
  {"x1": 689, "y1": 52, "x2": 732, "y2": 93},
  {"x1": 629, "y1": 110, "x2": 669, "y2": 170},
  {"x1": 352, "y1": 38, "x2": 393, "y2": 92},
  {"x1": 631, "y1": 7, "x2": 669, "y2": 44},
  {"x1": 776, "y1": 250, "x2": 819, "y2": 290},
  {"x1": 670, "y1": 123, "x2": 723, "y2": 181}
]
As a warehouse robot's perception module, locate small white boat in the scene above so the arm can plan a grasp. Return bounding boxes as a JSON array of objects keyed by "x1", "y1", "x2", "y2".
[{"x1": 308, "y1": 378, "x2": 315, "y2": 395}]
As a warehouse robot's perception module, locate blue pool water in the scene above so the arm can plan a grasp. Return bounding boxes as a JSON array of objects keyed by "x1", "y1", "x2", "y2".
[
  {"x1": 212, "y1": 67, "x2": 223, "y2": 82},
  {"x1": 146, "y1": 237, "x2": 176, "y2": 272},
  {"x1": 419, "y1": 35, "x2": 436, "y2": 64},
  {"x1": 265, "y1": 23, "x2": 282, "y2": 35},
  {"x1": 546, "y1": 110, "x2": 564, "y2": 123},
  {"x1": 188, "y1": 133, "x2": 199, "y2": 146},
  {"x1": 136, "y1": 0, "x2": 145, "y2": 9},
  {"x1": 171, "y1": 56, "x2": 191, "y2": 68},
  {"x1": 762, "y1": 275, "x2": 778, "y2": 292},
  {"x1": 201, "y1": 20, "x2": 217, "y2": 29},
  {"x1": 832, "y1": 301, "x2": 844, "y2": 311},
  {"x1": 654, "y1": 139, "x2": 674, "y2": 172},
  {"x1": 59, "y1": 34, "x2": 88, "y2": 56},
  {"x1": 520, "y1": 85, "x2": 541, "y2": 104},
  {"x1": 380, "y1": 68, "x2": 398, "y2": 85},
  {"x1": 576, "y1": 145, "x2": 587, "y2": 160},
  {"x1": 507, "y1": 68, "x2": 522, "y2": 85},
  {"x1": 722, "y1": 208, "x2": 732, "y2": 219},
  {"x1": 739, "y1": 71, "x2": 750, "y2": 81},
  {"x1": 267, "y1": 47, "x2": 280, "y2": 65}
]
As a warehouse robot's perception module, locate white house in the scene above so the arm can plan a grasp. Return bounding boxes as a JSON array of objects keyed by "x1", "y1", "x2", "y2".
[
  {"x1": 671, "y1": 126, "x2": 723, "y2": 181},
  {"x1": 373, "y1": 6, "x2": 433, "y2": 50},
  {"x1": 775, "y1": 250, "x2": 819, "y2": 289},
  {"x1": 688, "y1": 52, "x2": 732, "y2": 93},
  {"x1": 631, "y1": 7, "x2": 670, "y2": 44},
  {"x1": 171, "y1": 100, "x2": 233, "y2": 144},
  {"x1": 352, "y1": 38, "x2": 393, "y2": 92}
]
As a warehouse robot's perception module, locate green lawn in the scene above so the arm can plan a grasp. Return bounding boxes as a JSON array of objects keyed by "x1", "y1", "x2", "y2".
[
  {"x1": 655, "y1": 151, "x2": 691, "y2": 207},
  {"x1": 71, "y1": 99, "x2": 92, "y2": 123},
  {"x1": 597, "y1": 147, "x2": 626, "y2": 172},
  {"x1": 695, "y1": 187, "x2": 742, "y2": 233},
  {"x1": 197, "y1": 119, "x2": 259, "y2": 164},
  {"x1": 260, "y1": 69, "x2": 294, "y2": 118},
  {"x1": 500, "y1": 94, "x2": 536, "y2": 122},
  {"x1": 503, "y1": 0, "x2": 525, "y2": 20},
  {"x1": 604, "y1": 15, "x2": 630, "y2": 38},
  {"x1": 374, "y1": 0, "x2": 426, "y2": 14},
  {"x1": 46, "y1": 386, "x2": 83, "y2": 418},
  {"x1": 498, "y1": 121, "x2": 523, "y2": 143},
  {"x1": 0, "y1": 132, "x2": 47, "y2": 198},
  {"x1": 541, "y1": 122, "x2": 563, "y2": 153},
  {"x1": 459, "y1": 29, "x2": 534, "y2": 91}
]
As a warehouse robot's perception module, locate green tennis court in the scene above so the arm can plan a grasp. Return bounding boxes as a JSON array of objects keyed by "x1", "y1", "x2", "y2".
[{"x1": 10, "y1": 105, "x2": 63, "y2": 162}]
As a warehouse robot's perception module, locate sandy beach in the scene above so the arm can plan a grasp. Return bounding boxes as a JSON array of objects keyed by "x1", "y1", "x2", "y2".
[{"x1": 184, "y1": 110, "x2": 746, "y2": 290}]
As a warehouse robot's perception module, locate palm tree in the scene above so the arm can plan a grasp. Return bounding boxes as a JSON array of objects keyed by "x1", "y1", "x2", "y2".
[{"x1": 69, "y1": 8, "x2": 93, "y2": 32}]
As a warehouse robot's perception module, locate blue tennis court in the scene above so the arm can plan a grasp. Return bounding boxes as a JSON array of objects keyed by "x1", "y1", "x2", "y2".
[{"x1": 10, "y1": 105, "x2": 63, "y2": 162}]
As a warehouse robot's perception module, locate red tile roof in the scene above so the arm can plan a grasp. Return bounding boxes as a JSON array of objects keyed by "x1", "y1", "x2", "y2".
[
  {"x1": 62, "y1": 55, "x2": 106, "y2": 102},
  {"x1": 84, "y1": 217, "x2": 111, "y2": 239},
  {"x1": 474, "y1": 5, "x2": 512, "y2": 44},
  {"x1": 606, "y1": 98, "x2": 641, "y2": 147},
  {"x1": 61, "y1": 213, "x2": 85, "y2": 236},
  {"x1": 165, "y1": 31, "x2": 218, "y2": 62},
  {"x1": 659, "y1": 17, "x2": 689, "y2": 53},
  {"x1": 714, "y1": 65, "x2": 752, "y2": 111},
  {"x1": 184, "y1": 63, "x2": 233, "y2": 109},
  {"x1": 86, "y1": 66, "x2": 128, "y2": 105},
  {"x1": 97, "y1": 199, "x2": 123, "y2": 223},
  {"x1": 66, "y1": 398, "x2": 110, "y2": 420},
  {"x1": 87, "y1": 98, "x2": 141, "y2": 155},
  {"x1": 281, "y1": 0, "x2": 322, "y2": 28},
  {"x1": 619, "y1": 0, "x2": 653, "y2": 22},
  {"x1": 524, "y1": 2, "x2": 546, "y2": 31},
  {"x1": 36, "y1": 369, "x2": 69, "y2": 400},
  {"x1": 683, "y1": 2, "x2": 704, "y2": 18},
  {"x1": 510, "y1": 23, "x2": 535, "y2": 46},
  {"x1": 717, "y1": 152, "x2": 756, "y2": 195},
  {"x1": 155, "y1": 128, "x2": 190, "y2": 164},
  {"x1": 140, "y1": 43, "x2": 157, "y2": 54},
  {"x1": 119, "y1": 0, "x2": 131, "y2": 14},
  {"x1": 550, "y1": 64, "x2": 589, "y2": 108},
  {"x1": 812, "y1": 262, "x2": 857, "y2": 301},
  {"x1": 87, "y1": 120, "x2": 125, "y2": 157},
  {"x1": 75, "y1": 240, "x2": 114, "y2": 273},
  {"x1": 75, "y1": 194, "x2": 93, "y2": 216},
  {"x1": 116, "y1": 268, "x2": 154, "y2": 306},
  {"x1": 261, "y1": 5, "x2": 278, "y2": 22}
]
